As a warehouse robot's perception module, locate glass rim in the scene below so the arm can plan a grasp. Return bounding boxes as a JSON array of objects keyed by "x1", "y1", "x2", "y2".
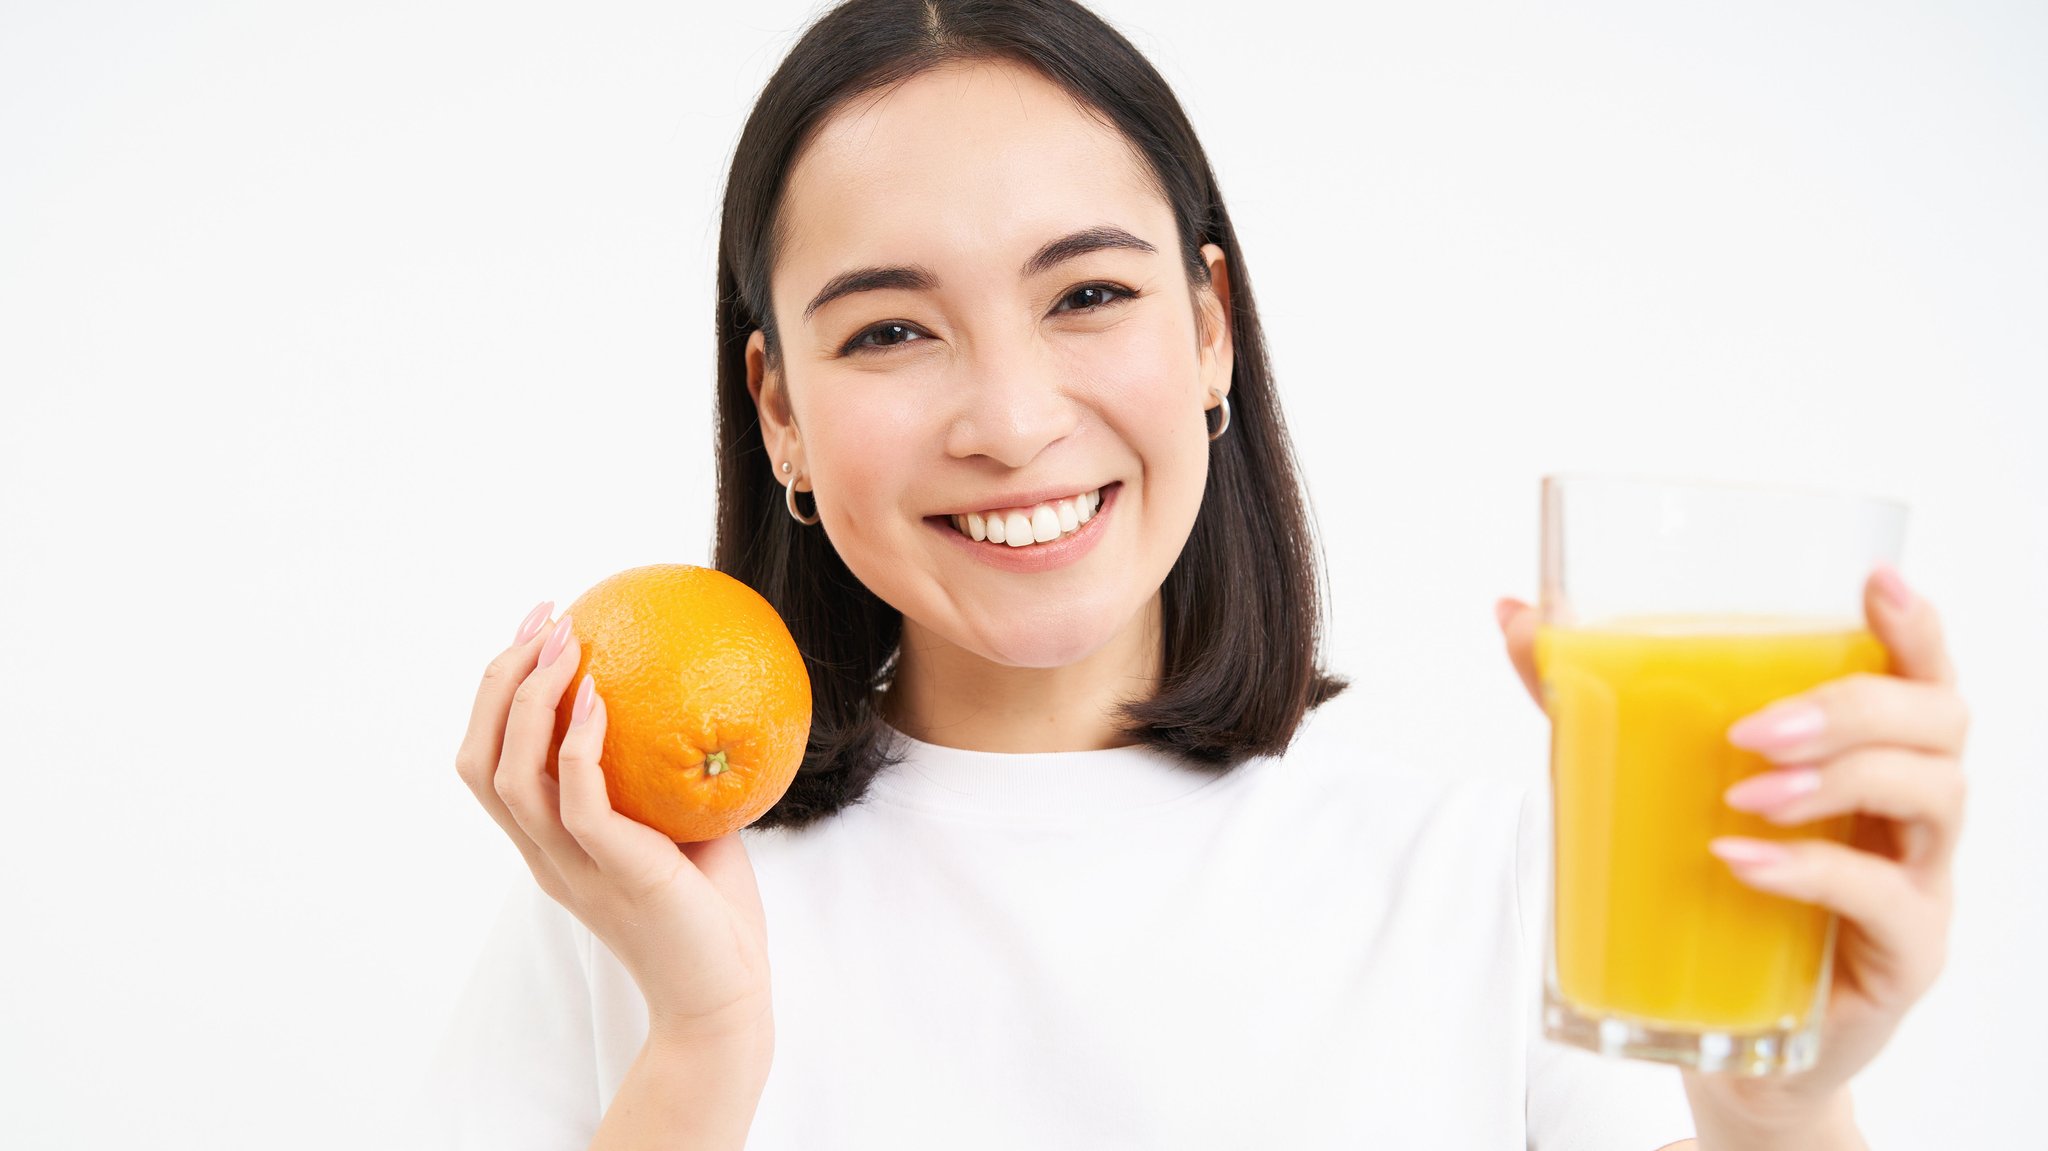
[{"x1": 1540, "y1": 470, "x2": 1910, "y2": 516}]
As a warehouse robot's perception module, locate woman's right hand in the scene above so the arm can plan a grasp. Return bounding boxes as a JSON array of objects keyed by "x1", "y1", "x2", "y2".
[{"x1": 454, "y1": 602, "x2": 774, "y2": 1051}]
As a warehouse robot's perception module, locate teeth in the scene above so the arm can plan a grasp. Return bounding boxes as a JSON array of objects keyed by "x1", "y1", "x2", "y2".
[
  {"x1": 1035, "y1": 506, "x2": 1064, "y2": 544},
  {"x1": 948, "y1": 486, "x2": 1104, "y2": 548}
]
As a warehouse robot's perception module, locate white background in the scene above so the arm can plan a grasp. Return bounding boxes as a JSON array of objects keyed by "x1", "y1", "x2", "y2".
[{"x1": 3, "y1": 1, "x2": 2042, "y2": 1145}]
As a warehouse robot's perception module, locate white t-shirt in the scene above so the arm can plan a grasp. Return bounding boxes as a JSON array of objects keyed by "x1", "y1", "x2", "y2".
[{"x1": 405, "y1": 694, "x2": 1697, "y2": 1149}]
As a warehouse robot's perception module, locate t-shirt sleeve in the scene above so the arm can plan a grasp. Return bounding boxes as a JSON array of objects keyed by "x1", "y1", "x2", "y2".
[
  {"x1": 400, "y1": 872, "x2": 604, "y2": 1151},
  {"x1": 1516, "y1": 784, "x2": 1698, "y2": 1151}
]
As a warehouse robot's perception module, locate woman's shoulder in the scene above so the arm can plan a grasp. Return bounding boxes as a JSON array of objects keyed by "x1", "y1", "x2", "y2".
[
  {"x1": 1273, "y1": 690, "x2": 1531, "y2": 812},
  {"x1": 1230, "y1": 691, "x2": 1535, "y2": 872}
]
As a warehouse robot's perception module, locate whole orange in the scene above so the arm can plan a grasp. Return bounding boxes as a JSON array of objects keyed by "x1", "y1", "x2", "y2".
[{"x1": 543, "y1": 564, "x2": 812, "y2": 843}]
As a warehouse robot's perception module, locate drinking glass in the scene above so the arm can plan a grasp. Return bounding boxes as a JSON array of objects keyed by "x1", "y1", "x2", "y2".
[{"x1": 1535, "y1": 473, "x2": 1907, "y2": 1074}]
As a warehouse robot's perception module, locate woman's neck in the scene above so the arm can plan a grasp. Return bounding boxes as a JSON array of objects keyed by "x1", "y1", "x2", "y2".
[{"x1": 877, "y1": 593, "x2": 1164, "y2": 753}]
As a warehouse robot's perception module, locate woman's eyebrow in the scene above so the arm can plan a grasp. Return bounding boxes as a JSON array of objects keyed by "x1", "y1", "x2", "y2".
[
  {"x1": 801, "y1": 225, "x2": 1157, "y2": 322},
  {"x1": 802, "y1": 265, "x2": 937, "y2": 322},
  {"x1": 1020, "y1": 224, "x2": 1156, "y2": 278}
]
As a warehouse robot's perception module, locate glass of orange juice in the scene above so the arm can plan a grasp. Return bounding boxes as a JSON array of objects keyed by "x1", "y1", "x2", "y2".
[{"x1": 1534, "y1": 473, "x2": 1906, "y2": 1075}]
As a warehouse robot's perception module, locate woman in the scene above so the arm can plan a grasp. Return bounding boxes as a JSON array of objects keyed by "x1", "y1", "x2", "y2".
[{"x1": 427, "y1": 1, "x2": 1970, "y2": 1147}]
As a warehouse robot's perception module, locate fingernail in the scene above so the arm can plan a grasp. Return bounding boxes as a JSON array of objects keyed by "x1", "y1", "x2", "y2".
[
  {"x1": 570, "y1": 674, "x2": 597, "y2": 726},
  {"x1": 1874, "y1": 563, "x2": 1913, "y2": 612},
  {"x1": 538, "y1": 614, "x2": 574, "y2": 668},
  {"x1": 514, "y1": 600, "x2": 552, "y2": 645},
  {"x1": 1728, "y1": 701, "x2": 1826, "y2": 750},
  {"x1": 1724, "y1": 767, "x2": 1822, "y2": 812},
  {"x1": 1495, "y1": 599, "x2": 1517, "y2": 630},
  {"x1": 1709, "y1": 836, "x2": 1791, "y2": 868}
]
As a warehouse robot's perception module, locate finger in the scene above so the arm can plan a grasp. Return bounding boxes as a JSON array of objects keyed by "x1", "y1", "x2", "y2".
[
  {"x1": 557, "y1": 674, "x2": 690, "y2": 882},
  {"x1": 496, "y1": 614, "x2": 597, "y2": 873},
  {"x1": 454, "y1": 602, "x2": 562, "y2": 880},
  {"x1": 454, "y1": 601, "x2": 554, "y2": 790},
  {"x1": 1865, "y1": 564, "x2": 1957, "y2": 686},
  {"x1": 1495, "y1": 597, "x2": 1541, "y2": 705},
  {"x1": 1722, "y1": 748, "x2": 1967, "y2": 868},
  {"x1": 1709, "y1": 835, "x2": 1939, "y2": 969},
  {"x1": 1727, "y1": 672, "x2": 1970, "y2": 763}
]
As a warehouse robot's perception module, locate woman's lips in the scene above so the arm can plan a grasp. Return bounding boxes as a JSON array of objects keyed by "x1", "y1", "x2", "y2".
[{"x1": 926, "y1": 481, "x2": 1120, "y2": 573}]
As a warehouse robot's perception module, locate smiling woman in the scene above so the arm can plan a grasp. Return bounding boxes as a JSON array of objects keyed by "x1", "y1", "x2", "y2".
[
  {"x1": 419, "y1": 1, "x2": 1713, "y2": 1148},
  {"x1": 714, "y1": 3, "x2": 1351, "y2": 824}
]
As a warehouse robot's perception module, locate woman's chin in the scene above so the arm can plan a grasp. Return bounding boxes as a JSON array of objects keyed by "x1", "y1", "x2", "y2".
[{"x1": 964, "y1": 620, "x2": 1124, "y2": 670}]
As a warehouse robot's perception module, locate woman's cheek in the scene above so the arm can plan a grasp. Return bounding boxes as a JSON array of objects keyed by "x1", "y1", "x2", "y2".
[
  {"x1": 1059, "y1": 315, "x2": 1192, "y2": 406},
  {"x1": 800, "y1": 388, "x2": 918, "y2": 539},
  {"x1": 810, "y1": 357, "x2": 930, "y2": 440}
]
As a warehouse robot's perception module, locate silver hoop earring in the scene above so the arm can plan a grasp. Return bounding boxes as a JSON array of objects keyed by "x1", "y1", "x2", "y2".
[
  {"x1": 784, "y1": 470, "x2": 820, "y2": 526},
  {"x1": 1207, "y1": 387, "x2": 1231, "y2": 441}
]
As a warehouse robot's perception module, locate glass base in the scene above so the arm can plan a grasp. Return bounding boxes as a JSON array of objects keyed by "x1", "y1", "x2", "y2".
[{"x1": 1543, "y1": 986, "x2": 1821, "y2": 1076}]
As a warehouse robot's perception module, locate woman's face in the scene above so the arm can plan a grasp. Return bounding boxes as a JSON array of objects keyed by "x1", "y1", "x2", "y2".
[{"x1": 747, "y1": 59, "x2": 1232, "y2": 671}]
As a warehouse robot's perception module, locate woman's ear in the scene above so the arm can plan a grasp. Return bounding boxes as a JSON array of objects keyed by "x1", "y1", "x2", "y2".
[
  {"x1": 1196, "y1": 242, "x2": 1234, "y2": 405},
  {"x1": 745, "y1": 329, "x2": 802, "y2": 476}
]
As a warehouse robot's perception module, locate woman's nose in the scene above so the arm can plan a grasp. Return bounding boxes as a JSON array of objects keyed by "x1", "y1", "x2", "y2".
[{"x1": 941, "y1": 342, "x2": 1080, "y2": 468}]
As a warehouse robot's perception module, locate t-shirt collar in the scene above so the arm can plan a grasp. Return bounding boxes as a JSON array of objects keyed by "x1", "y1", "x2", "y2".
[{"x1": 865, "y1": 720, "x2": 1231, "y2": 819}]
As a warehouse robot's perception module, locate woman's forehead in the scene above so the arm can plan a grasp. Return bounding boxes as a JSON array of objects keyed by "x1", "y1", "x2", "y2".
[{"x1": 773, "y1": 60, "x2": 1169, "y2": 300}]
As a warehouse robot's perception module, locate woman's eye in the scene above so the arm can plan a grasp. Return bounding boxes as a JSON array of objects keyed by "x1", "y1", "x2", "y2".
[
  {"x1": 1054, "y1": 283, "x2": 1132, "y2": 313},
  {"x1": 845, "y1": 322, "x2": 924, "y2": 353}
]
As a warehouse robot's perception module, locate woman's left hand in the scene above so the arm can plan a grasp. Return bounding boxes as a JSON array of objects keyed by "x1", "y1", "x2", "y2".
[{"x1": 1495, "y1": 564, "x2": 1970, "y2": 1138}]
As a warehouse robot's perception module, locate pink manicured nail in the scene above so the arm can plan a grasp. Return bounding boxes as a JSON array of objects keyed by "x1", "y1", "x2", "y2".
[
  {"x1": 1709, "y1": 837, "x2": 1792, "y2": 868},
  {"x1": 1727, "y1": 701, "x2": 1826, "y2": 750},
  {"x1": 1874, "y1": 563, "x2": 1913, "y2": 611},
  {"x1": 1494, "y1": 599, "x2": 1516, "y2": 630},
  {"x1": 570, "y1": 674, "x2": 597, "y2": 726},
  {"x1": 514, "y1": 600, "x2": 552, "y2": 645},
  {"x1": 1724, "y1": 768, "x2": 1822, "y2": 812},
  {"x1": 538, "y1": 614, "x2": 574, "y2": 668}
]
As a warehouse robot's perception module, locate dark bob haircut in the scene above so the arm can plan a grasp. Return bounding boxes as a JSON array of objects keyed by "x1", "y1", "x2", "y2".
[{"x1": 714, "y1": 0, "x2": 1349, "y2": 831}]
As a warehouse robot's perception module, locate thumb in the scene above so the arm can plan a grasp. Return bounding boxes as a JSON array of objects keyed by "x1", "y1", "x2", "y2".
[
  {"x1": 1866, "y1": 564, "x2": 1956, "y2": 685},
  {"x1": 1495, "y1": 597, "x2": 1542, "y2": 707}
]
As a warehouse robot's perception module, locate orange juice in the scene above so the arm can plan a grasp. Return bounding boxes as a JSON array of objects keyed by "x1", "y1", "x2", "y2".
[{"x1": 1534, "y1": 620, "x2": 1888, "y2": 1032}]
